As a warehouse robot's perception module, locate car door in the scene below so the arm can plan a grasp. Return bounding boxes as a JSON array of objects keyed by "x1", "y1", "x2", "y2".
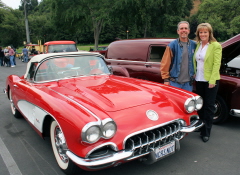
[{"x1": 141, "y1": 45, "x2": 166, "y2": 83}]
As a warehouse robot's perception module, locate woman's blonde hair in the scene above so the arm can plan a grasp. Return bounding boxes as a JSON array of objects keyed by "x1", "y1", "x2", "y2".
[{"x1": 195, "y1": 23, "x2": 217, "y2": 43}]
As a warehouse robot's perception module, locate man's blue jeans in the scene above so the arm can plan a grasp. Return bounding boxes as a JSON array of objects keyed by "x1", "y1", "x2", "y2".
[
  {"x1": 170, "y1": 81, "x2": 193, "y2": 92},
  {"x1": 24, "y1": 54, "x2": 28, "y2": 62},
  {"x1": 10, "y1": 56, "x2": 14, "y2": 66}
]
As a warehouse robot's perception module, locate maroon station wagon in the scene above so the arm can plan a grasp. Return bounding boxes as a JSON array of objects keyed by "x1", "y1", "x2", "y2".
[{"x1": 105, "y1": 35, "x2": 240, "y2": 124}]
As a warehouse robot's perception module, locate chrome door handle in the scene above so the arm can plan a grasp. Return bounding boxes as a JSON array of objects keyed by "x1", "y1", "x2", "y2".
[{"x1": 145, "y1": 64, "x2": 152, "y2": 68}]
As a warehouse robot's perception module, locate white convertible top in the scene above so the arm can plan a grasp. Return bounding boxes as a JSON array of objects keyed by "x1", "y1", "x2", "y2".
[{"x1": 24, "y1": 51, "x2": 101, "y2": 79}]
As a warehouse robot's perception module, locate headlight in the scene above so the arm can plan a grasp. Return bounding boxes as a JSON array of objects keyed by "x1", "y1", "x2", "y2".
[
  {"x1": 195, "y1": 96, "x2": 203, "y2": 110},
  {"x1": 85, "y1": 125, "x2": 101, "y2": 143},
  {"x1": 184, "y1": 98, "x2": 195, "y2": 113},
  {"x1": 102, "y1": 122, "x2": 117, "y2": 139}
]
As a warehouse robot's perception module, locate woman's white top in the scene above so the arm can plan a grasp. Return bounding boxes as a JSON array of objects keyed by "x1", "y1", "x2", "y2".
[{"x1": 195, "y1": 42, "x2": 209, "y2": 82}]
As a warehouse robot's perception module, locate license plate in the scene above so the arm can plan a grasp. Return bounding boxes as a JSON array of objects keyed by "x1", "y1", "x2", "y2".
[{"x1": 154, "y1": 141, "x2": 175, "y2": 160}]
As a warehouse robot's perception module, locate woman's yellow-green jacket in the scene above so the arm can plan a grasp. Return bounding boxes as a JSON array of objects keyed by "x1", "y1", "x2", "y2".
[{"x1": 193, "y1": 41, "x2": 222, "y2": 85}]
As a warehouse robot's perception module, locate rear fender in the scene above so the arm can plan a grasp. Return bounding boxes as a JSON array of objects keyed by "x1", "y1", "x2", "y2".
[{"x1": 110, "y1": 65, "x2": 130, "y2": 77}]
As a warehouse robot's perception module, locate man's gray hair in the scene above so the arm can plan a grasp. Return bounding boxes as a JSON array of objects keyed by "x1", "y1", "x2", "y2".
[{"x1": 177, "y1": 21, "x2": 190, "y2": 30}]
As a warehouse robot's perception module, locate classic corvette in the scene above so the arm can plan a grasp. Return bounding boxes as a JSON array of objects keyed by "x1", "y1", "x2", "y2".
[{"x1": 4, "y1": 51, "x2": 203, "y2": 174}]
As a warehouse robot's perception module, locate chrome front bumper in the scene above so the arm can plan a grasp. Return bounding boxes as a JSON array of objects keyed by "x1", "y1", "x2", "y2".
[
  {"x1": 66, "y1": 119, "x2": 204, "y2": 168},
  {"x1": 180, "y1": 119, "x2": 204, "y2": 133},
  {"x1": 66, "y1": 150, "x2": 132, "y2": 167},
  {"x1": 230, "y1": 109, "x2": 240, "y2": 117}
]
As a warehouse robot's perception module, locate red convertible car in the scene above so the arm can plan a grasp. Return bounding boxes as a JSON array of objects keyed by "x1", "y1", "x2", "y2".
[{"x1": 4, "y1": 51, "x2": 203, "y2": 174}]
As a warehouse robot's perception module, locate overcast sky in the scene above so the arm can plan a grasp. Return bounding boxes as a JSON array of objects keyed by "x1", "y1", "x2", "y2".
[{"x1": 2, "y1": 0, "x2": 21, "y2": 9}]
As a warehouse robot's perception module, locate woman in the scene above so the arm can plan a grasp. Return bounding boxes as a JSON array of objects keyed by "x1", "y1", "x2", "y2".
[{"x1": 193, "y1": 23, "x2": 222, "y2": 142}]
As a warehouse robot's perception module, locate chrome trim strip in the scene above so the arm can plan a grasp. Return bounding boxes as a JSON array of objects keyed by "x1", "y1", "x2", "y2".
[
  {"x1": 49, "y1": 88, "x2": 101, "y2": 123},
  {"x1": 66, "y1": 150, "x2": 132, "y2": 167},
  {"x1": 85, "y1": 142, "x2": 118, "y2": 158},
  {"x1": 230, "y1": 109, "x2": 240, "y2": 117},
  {"x1": 105, "y1": 58, "x2": 160, "y2": 64}
]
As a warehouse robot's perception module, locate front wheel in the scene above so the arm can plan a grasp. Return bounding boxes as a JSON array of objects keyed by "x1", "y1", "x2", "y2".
[
  {"x1": 9, "y1": 89, "x2": 22, "y2": 118},
  {"x1": 50, "y1": 120, "x2": 81, "y2": 174},
  {"x1": 213, "y1": 95, "x2": 229, "y2": 124}
]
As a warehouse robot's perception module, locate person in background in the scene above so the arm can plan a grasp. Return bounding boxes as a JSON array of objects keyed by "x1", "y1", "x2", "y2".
[
  {"x1": 12, "y1": 46, "x2": 17, "y2": 66},
  {"x1": 22, "y1": 46, "x2": 29, "y2": 63},
  {"x1": 0, "y1": 47, "x2": 4, "y2": 66},
  {"x1": 4, "y1": 47, "x2": 10, "y2": 67},
  {"x1": 8, "y1": 46, "x2": 15, "y2": 67},
  {"x1": 193, "y1": 23, "x2": 222, "y2": 143},
  {"x1": 160, "y1": 21, "x2": 196, "y2": 91},
  {"x1": 31, "y1": 46, "x2": 36, "y2": 54}
]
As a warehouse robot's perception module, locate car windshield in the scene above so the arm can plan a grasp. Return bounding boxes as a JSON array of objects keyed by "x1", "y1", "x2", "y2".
[
  {"x1": 34, "y1": 55, "x2": 110, "y2": 82},
  {"x1": 227, "y1": 55, "x2": 240, "y2": 69},
  {"x1": 48, "y1": 44, "x2": 77, "y2": 53}
]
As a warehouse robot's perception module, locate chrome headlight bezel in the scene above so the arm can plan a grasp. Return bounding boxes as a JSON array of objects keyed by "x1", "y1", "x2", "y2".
[
  {"x1": 184, "y1": 96, "x2": 203, "y2": 113},
  {"x1": 102, "y1": 121, "x2": 117, "y2": 139},
  {"x1": 82, "y1": 122, "x2": 102, "y2": 143},
  {"x1": 184, "y1": 98, "x2": 195, "y2": 113},
  {"x1": 82, "y1": 119, "x2": 117, "y2": 144},
  {"x1": 195, "y1": 96, "x2": 203, "y2": 110}
]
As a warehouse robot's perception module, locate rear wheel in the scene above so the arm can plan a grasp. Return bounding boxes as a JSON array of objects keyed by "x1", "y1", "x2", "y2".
[
  {"x1": 50, "y1": 120, "x2": 81, "y2": 174},
  {"x1": 213, "y1": 95, "x2": 229, "y2": 124},
  {"x1": 9, "y1": 89, "x2": 22, "y2": 118}
]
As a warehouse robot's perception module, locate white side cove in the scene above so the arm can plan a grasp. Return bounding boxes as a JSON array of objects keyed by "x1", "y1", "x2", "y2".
[{"x1": 17, "y1": 100, "x2": 47, "y2": 133}]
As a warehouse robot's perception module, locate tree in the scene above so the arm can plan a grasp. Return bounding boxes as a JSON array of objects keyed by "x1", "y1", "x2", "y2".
[
  {"x1": 0, "y1": 7, "x2": 24, "y2": 47},
  {"x1": 190, "y1": 0, "x2": 240, "y2": 40},
  {"x1": 51, "y1": 0, "x2": 114, "y2": 50}
]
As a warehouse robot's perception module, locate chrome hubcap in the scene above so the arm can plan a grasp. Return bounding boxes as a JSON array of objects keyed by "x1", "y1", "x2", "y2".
[
  {"x1": 213, "y1": 102, "x2": 221, "y2": 120},
  {"x1": 55, "y1": 127, "x2": 68, "y2": 163}
]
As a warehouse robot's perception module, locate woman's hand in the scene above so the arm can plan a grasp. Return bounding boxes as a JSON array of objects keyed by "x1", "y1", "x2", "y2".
[{"x1": 209, "y1": 84, "x2": 216, "y2": 88}]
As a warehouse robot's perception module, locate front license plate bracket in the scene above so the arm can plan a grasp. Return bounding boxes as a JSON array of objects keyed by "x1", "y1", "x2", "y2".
[{"x1": 154, "y1": 141, "x2": 175, "y2": 160}]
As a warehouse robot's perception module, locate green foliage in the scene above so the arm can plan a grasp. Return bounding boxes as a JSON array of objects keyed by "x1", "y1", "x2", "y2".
[
  {"x1": 1, "y1": 0, "x2": 239, "y2": 48},
  {"x1": 190, "y1": 0, "x2": 240, "y2": 40}
]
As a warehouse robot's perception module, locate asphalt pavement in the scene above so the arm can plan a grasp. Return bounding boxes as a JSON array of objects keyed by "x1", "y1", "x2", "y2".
[{"x1": 0, "y1": 58, "x2": 240, "y2": 175}]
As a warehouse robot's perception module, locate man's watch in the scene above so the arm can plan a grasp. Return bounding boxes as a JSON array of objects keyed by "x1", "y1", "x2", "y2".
[{"x1": 164, "y1": 79, "x2": 170, "y2": 82}]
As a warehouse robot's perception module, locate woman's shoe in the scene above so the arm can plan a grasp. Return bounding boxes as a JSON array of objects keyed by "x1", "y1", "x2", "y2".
[{"x1": 201, "y1": 136, "x2": 209, "y2": 142}]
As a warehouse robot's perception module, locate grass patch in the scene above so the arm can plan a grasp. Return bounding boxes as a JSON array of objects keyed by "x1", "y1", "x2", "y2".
[{"x1": 16, "y1": 44, "x2": 109, "y2": 53}]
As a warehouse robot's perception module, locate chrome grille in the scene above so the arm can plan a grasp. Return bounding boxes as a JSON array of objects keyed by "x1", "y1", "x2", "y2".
[{"x1": 124, "y1": 121, "x2": 183, "y2": 160}]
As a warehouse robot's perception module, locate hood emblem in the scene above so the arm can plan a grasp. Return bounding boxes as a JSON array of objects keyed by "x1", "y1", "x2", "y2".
[{"x1": 146, "y1": 110, "x2": 159, "y2": 121}]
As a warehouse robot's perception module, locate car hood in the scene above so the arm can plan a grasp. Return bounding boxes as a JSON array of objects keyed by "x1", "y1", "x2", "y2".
[
  {"x1": 50, "y1": 75, "x2": 168, "y2": 112},
  {"x1": 222, "y1": 33, "x2": 240, "y2": 63}
]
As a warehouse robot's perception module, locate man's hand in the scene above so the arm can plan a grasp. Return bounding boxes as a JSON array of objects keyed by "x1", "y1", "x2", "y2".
[{"x1": 164, "y1": 82, "x2": 170, "y2": 85}]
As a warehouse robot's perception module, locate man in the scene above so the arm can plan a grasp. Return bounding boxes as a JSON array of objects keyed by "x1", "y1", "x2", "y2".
[
  {"x1": 22, "y1": 46, "x2": 29, "y2": 63},
  {"x1": 160, "y1": 21, "x2": 196, "y2": 91},
  {"x1": 8, "y1": 46, "x2": 15, "y2": 67}
]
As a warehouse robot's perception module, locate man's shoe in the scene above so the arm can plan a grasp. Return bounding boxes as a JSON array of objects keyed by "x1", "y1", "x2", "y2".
[{"x1": 201, "y1": 136, "x2": 209, "y2": 142}]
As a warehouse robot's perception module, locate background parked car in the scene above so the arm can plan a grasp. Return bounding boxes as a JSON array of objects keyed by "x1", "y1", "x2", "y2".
[
  {"x1": 89, "y1": 46, "x2": 108, "y2": 56},
  {"x1": 105, "y1": 34, "x2": 240, "y2": 124}
]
